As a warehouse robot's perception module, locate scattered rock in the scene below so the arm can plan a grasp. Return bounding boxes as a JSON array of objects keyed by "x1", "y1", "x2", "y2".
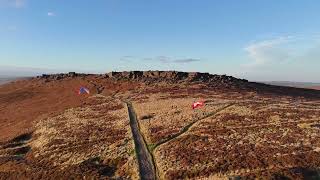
[
  {"x1": 105, "y1": 71, "x2": 248, "y2": 87},
  {"x1": 38, "y1": 72, "x2": 89, "y2": 82}
]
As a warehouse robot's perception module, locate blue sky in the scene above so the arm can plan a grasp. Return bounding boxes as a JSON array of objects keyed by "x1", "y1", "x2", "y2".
[{"x1": 1, "y1": 0, "x2": 320, "y2": 82}]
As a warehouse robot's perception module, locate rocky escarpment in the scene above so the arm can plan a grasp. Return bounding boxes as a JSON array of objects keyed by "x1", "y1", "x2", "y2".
[
  {"x1": 37, "y1": 71, "x2": 248, "y2": 85},
  {"x1": 106, "y1": 71, "x2": 248, "y2": 85},
  {"x1": 53, "y1": 71, "x2": 247, "y2": 90},
  {"x1": 36, "y1": 72, "x2": 89, "y2": 81},
  {"x1": 36, "y1": 71, "x2": 250, "y2": 91},
  {"x1": 36, "y1": 71, "x2": 320, "y2": 99}
]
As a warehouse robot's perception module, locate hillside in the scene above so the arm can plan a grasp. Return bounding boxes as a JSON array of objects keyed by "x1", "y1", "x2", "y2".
[
  {"x1": 0, "y1": 71, "x2": 320, "y2": 179},
  {"x1": 36, "y1": 71, "x2": 320, "y2": 98}
]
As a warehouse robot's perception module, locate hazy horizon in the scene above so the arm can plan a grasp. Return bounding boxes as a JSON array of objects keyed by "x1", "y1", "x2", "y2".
[
  {"x1": 1, "y1": 1, "x2": 320, "y2": 82},
  {"x1": 1, "y1": 65, "x2": 320, "y2": 83}
]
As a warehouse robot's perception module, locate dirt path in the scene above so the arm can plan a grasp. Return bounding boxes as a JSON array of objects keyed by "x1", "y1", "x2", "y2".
[
  {"x1": 153, "y1": 103, "x2": 235, "y2": 150},
  {"x1": 126, "y1": 102, "x2": 156, "y2": 180}
]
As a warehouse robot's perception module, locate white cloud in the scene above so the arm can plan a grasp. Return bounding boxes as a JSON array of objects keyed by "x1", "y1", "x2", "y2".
[
  {"x1": 242, "y1": 35, "x2": 320, "y2": 82},
  {"x1": 244, "y1": 35, "x2": 320, "y2": 67},
  {"x1": 47, "y1": 12, "x2": 56, "y2": 16},
  {"x1": 244, "y1": 36, "x2": 292, "y2": 67}
]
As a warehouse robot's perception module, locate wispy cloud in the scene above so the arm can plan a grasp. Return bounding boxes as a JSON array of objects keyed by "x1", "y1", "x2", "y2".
[
  {"x1": 173, "y1": 58, "x2": 201, "y2": 63},
  {"x1": 244, "y1": 36, "x2": 291, "y2": 67},
  {"x1": 119, "y1": 56, "x2": 135, "y2": 62},
  {"x1": 152, "y1": 56, "x2": 202, "y2": 64},
  {"x1": 120, "y1": 56, "x2": 202, "y2": 64},
  {"x1": 47, "y1": 12, "x2": 56, "y2": 16},
  {"x1": 244, "y1": 35, "x2": 320, "y2": 67},
  {"x1": 155, "y1": 56, "x2": 170, "y2": 63},
  {"x1": 241, "y1": 34, "x2": 320, "y2": 82}
]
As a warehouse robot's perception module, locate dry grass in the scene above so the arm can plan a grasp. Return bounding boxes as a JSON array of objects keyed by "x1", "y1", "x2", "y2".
[
  {"x1": 0, "y1": 95, "x2": 139, "y2": 179},
  {"x1": 133, "y1": 94, "x2": 232, "y2": 144},
  {"x1": 134, "y1": 94, "x2": 320, "y2": 179},
  {"x1": 297, "y1": 123, "x2": 312, "y2": 129},
  {"x1": 2, "y1": 76, "x2": 320, "y2": 179}
]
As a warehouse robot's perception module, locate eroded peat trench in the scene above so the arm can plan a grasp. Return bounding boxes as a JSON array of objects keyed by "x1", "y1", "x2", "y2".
[{"x1": 126, "y1": 102, "x2": 157, "y2": 180}]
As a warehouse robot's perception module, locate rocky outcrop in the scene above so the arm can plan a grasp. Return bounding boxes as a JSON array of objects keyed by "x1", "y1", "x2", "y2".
[
  {"x1": 33, "y1": 70, "x2": 320, "y2": 98},
  {"x1": 36, "y1": 71, "x2": 249, "y2": 88},
  {"x1": 106, "y1": 70, "x2": 248, "y2": 86},
  {"x1": 37, "y1": 72, "x2": 88, "y2": 81}
]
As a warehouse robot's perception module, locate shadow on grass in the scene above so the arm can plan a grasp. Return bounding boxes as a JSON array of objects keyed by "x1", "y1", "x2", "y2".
[{"x1": 80, "y1": 157, "x2": 116, "y2": 177}]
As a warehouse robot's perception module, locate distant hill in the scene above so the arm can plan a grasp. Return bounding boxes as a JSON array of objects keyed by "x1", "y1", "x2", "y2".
[
  {"x1": 263, "y1": 81, "x2": 320, "y2": 89},
  {"x1": 0, "y1": 77, "x2": 25, "y2": 85},
  {"x1": 0, "y1": 77, "x2": 14, "y2": 85}
]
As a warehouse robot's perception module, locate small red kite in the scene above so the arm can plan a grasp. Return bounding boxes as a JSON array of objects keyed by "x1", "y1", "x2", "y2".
[{"x1": 192, "y1": 101, "x2": 204, "y2": 109}]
